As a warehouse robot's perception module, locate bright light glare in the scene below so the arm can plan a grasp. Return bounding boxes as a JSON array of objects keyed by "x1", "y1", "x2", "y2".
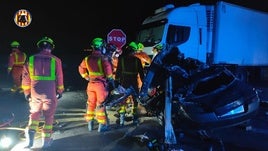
[
  {"x1": 0, "y1": 135, "x2": 12, "y2": 148},
  {"x1": 219, "y1": 105, "x2": 245, "y2": 118}
]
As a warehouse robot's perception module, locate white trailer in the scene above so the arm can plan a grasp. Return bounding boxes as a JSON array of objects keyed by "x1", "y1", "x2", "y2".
[{"x1": 136, "y1": 1, "x2": 268, "y2": 82}]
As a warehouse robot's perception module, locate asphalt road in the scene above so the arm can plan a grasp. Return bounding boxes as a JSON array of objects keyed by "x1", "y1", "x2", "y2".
[{"x1": 0, "y1": 77, "x2": 268, "y2": 151}]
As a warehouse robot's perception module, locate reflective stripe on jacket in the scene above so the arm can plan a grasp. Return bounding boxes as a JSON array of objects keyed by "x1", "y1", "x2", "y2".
[
  {"x1": 21, "y1": 50, "x2": 64, "y2": 95},
  {"x1": 116, "y1": 54, "x2": 144, "y2": 81},
  {"x1": 78, "y1": 51, "x2": 113, "y2": 81},
  {"x1": 29, "y1": 56, "x2": 56, "y2": 80},
  {"x1": 8, "y1": 49, "x2": 27, "y2": 71}
]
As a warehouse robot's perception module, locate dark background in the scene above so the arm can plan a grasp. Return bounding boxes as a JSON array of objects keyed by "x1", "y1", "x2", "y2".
[
  {"x1": 0, "y1": 0, "x2": 267, "y2": 55},
  {"x1": 0, "y1": 0, "x2": 267, "y2": 90}
]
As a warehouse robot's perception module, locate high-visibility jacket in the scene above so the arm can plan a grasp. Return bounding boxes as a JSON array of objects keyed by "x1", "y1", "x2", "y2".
[
  {"x1": 21, "y1": 50, "x2": 64, "y2": 139},
  {"x1": 133, "y1": 51, "x2": 152, "y2": 68},
  {"x1": 78, "y1": 50, "x2": 113, "y2": 124},
  {"x1": 22, "y1": 50, "x2": 64, "y2": 98},
  {"x1": 8, "y1": 49, "x2": 27, "y2": 72},
  {"x1": 78, "y1": 51, "x2": 113, "y2": 81},
  {"x1": 115, "y1": 53, "x2": 144, "y2": 119},
  {"x1": 115, "y1": 53, "x2": 144, "y2": 93}
]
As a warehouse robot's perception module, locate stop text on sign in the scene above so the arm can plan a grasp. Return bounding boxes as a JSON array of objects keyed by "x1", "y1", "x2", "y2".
[
  {"x1": 107, "y1": 29, "x2": 127, "y2": 49},
  {"x1": 107, "y1": 36, "x2": 126, "y2": 43}
]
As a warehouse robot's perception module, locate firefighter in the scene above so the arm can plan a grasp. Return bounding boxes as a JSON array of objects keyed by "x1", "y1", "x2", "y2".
[
  {"x1": 152, "y1": 43, "x2": 163, "y2": 60},
  {"x1": 105, "y1": 43, "x2": 118, "y2": 77},
  {"x1": 134, "y1": 42, "x2": 152, "y2": 68},
  {"x1": 133, "y1": 42, "x2": 151, "y2": 89},
  {"x1": 115, "y1": 41, "x2": 144, "y2": 126},
  {"x1": 7, "y1": 41, "x2": 27, "y2": 93},
  {"x1": 21, "y1": 37, "x2": 64, "y2": 149},
  {"x1": 78, "y1": 37, "x2": 115, "y2": 132}
]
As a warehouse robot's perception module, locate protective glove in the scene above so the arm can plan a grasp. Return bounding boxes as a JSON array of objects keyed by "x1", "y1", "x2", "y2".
[
  {"x1": 56, "y1": 93, "x2": 62, "y2": 99},
  {"x1": 25, "y1": 94, "x2": 31, "y2": 101}
]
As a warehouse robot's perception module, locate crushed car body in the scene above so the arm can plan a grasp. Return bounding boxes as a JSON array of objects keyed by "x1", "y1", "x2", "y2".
[{"x1": 106, "y1": 45, "x2": 260, "y2": 150}]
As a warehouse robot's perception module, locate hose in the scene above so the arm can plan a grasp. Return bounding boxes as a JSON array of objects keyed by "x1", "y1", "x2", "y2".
[
  {"x1": 0, "y1": 113, "x2": 15, "y2": 128},
  {"x1": 0, "y1": 118, "x2": 60, "y2": 140}
]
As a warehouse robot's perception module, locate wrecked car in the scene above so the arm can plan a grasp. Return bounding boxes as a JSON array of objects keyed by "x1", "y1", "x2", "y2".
[{"x1": 107, "y1": 46, "x2": 260, "y2": 150}]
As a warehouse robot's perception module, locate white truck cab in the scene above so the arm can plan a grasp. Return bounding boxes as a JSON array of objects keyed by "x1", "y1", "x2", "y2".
[{"x1": 136, "y1": 1, "x2": 268, "y2": 82}]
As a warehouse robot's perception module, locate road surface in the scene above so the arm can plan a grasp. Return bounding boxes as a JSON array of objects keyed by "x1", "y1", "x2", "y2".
[{"x1": 0, "y1": 62, "x2": 268, "y2": 151}]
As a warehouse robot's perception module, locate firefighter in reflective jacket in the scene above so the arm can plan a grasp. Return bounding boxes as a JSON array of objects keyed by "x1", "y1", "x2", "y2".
[
  {"x1": 78, "y1": 37, "x2": 115, "y2": 132},
  {"x1": 8, "y1": 41, "x2": 27, "y2": 93},
  {"x1": 21, "y1": 37, "x2": 64, "y2": 149},
  {"x1": 134, "y1": 42, "x2": 152, "y2": 68},
  {"x1": 115, "y1": 41, "x2": 144, "y2": 126},
  {"x1": 133, "y1": 42, "x2": 151, "y2": 89}
]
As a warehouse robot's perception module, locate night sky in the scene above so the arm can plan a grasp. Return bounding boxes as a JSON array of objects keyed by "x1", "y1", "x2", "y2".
[
  {"x1": 0, "y1": 0, "x2": 267, "y2": 90},
  {"x1": 0, "y1": 0, "x2": 165, "y2": 55},
  {"x1": 0, "y1": 0, "x2": 267, "y2": 55}
]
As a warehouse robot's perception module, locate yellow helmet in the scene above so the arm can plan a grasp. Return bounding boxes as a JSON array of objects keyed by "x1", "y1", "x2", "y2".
[
  {"x1": 137, "y1": 42, "x2": 144, "y2": 51},
  {"x1": 155, "y1": 43, "x2": 163, "y2": 50},
  {"x1": 37, "y1": 37, "x2": 55, "y2": 49},
  {"x1": 128, "y1": 41, "x2": 138, "y2": 51},
  {"x1": 10, "y1": 41, "x2": 20, "y2": 48},
  {"x1": 91, "y1": 37, "x2": 104, "y2": 49}
]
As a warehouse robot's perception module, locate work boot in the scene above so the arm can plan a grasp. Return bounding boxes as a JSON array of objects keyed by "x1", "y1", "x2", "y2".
[
  {"x1": 88, "y1": 121, "x2": 94, "y2": 131},
  {"x1": 119, "y1": 113, "x2": 125, "y2": 126},
  {"x1": 24, "y1": 129, "x2": 36, "y2": 148},
  {"x1": 98, "y1": 124, "x2": 108, "y2": 132},
  {"x1": 42, "y1": 138, "x2": 53, "y2": 149},
  {"x1": 10, "y1": 86, "x2": 18, "y2": 92},
  {"x1": 18, "y1": 88, "x2": 24, "y2": 93}
]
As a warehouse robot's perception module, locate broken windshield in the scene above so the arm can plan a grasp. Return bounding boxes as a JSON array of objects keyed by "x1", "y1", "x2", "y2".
[{"x1": 137, "y1": 22, "x2": 165, "y2": 47}]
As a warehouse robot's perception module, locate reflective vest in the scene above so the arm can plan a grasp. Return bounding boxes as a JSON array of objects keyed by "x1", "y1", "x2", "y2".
[
  {"x1": 14, "y1": 52, "x2": 27, "y2": 65},
  {"x1": 121, "y1": 58, "x2": 138, "y2": 75},
  {"x1": 85, "y1": 56, "x2": 104, "y2": 76},
  {"x1": 28, "y1": 56, "x2": 56, "y2": 80}
]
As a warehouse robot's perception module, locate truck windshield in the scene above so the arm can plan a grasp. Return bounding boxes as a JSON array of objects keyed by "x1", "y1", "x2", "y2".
[{"x1": 136, "y1": 21, "x2": 166, "y2": 47}]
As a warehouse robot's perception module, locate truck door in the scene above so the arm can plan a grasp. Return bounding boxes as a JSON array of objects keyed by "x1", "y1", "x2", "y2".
[
  {"x1": 166, "y1": 9, "x2": 207, "y2": 63},
  {"x1": 166, "y1": 24, "x2": 201, "y2": 59}
]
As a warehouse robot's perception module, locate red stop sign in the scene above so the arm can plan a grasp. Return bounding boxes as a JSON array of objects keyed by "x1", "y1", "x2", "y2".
[{"x1": 107, "y1": 29, "x2": 126, "y2": 49}]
